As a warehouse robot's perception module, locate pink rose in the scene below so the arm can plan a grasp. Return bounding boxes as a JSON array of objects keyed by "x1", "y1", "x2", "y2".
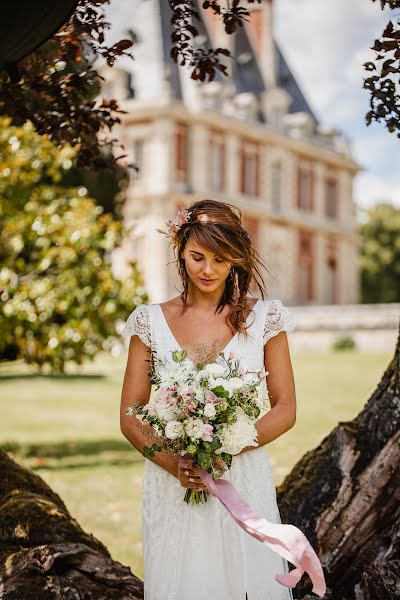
[
  {"x1": 206, "y1": 391, "x2": 219, "y2": 404},
  {"x1": 228, "y1": 351, "x2": 235, "y2": 361},
  {"x1": 156, "y1": 387, "x2": 170, "y2": 403},
  {"x1": 180, "y1": 386, "x2": 194, "y2": 399},
  {"x1": 201, "y1": 423, "x2": 214, "y2": 442},
  {"x1": 156, "y1": 387, "x2": 176, "y2": 405}
]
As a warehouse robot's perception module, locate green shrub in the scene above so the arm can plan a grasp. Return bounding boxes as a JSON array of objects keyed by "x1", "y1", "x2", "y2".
[
  {"x1": 0, "y1": 117, "x2": 147, "y2": 373},
  {"x1": 331, "y1": 334, "x2": 356, "y2": 352}
]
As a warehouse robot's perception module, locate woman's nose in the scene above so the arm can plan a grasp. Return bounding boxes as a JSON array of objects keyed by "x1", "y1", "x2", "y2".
[{"x1": 202, "y1": 262, "x2": 214, "y2": 275}]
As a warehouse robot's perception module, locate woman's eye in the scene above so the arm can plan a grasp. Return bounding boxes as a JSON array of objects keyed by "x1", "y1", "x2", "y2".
[{"x1": 193, "y1": 258, "x2": 202, "y2": 262}]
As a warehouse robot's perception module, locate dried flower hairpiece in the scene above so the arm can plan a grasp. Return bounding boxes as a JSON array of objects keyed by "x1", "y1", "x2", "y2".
[{"x1": 156, "y1": 208, "x2": 193, "y2": 240}]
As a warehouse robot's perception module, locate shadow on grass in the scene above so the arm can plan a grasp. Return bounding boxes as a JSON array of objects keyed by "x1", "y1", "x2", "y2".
[
  {"x1": 0, "y1": 373, "x2": 107, "y2": 380},
  {"x1": 1, "y1": 438, "x2": 146, "y2": 471}
]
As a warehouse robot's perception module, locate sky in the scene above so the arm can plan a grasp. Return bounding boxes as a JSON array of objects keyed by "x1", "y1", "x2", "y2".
[{"x1": 274, "y1": 0, "x2": 399, "y2": 213}]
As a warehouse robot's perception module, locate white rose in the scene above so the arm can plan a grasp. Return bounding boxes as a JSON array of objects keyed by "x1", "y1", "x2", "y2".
[
  {"x1": 165, "y1": 420, "x2": 184, "y2": 440},
  {"x1": 205, "y1": 363, "x2": 229, "y2": 378},
  {"x1": 203, "y1": 403, "x2": 216, "y2": 419},
  {"x1": 185, "y1": 417, "x2": 206, "y2": 440},
  {"x1": 215, "y1": 408, "x2": 259, "y2": 455}
]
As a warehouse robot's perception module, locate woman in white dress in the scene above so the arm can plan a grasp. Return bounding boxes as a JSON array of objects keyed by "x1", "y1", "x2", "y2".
[{"x1": 120, "y1": 199, "x2": 299, "y2": 600}]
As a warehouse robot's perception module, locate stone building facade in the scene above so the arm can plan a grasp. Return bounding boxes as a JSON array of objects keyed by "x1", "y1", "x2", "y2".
[{"x1": 104, "y1": 0, "x2": 361, "y2": 305}]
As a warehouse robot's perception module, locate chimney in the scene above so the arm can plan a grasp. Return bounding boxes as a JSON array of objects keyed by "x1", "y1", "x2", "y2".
[{"x1": 246, "y1": 0, "x2": 276, "y2": 88}]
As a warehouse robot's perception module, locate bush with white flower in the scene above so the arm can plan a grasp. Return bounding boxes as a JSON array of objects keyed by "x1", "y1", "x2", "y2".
[{"x1": 125, "y1": 349, "x2": 269, "y2": 505}]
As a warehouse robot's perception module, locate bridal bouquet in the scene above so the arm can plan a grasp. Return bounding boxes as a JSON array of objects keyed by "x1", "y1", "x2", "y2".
[{"x1": 125, "y1": 349, "x2": 268, "y2": 505}]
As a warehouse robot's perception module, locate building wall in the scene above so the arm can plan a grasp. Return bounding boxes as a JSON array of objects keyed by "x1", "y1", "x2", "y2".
[{"x1": 116, "y1": 109, "x2": 359, "y2": 305}]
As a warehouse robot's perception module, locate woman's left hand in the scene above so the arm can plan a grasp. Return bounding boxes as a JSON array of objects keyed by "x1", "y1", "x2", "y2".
[{"x1": 178, "y1": 456, "x2": 208, "y2": 490}]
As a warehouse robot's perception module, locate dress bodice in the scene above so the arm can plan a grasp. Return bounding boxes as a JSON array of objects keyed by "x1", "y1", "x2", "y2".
[{"x1": 122, "y1": 298, "x2": 296, "y2": 374}]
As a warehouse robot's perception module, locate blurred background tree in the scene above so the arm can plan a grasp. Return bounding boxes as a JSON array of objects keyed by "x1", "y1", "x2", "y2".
[
  {"x1": 360, "y1": 202, "x2": 400, "y2": 303},
  {"x1": 0, "y1": 116, "x2": 147, "y2": 373}
]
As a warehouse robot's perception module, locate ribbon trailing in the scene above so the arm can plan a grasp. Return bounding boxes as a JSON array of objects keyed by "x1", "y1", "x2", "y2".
[{"x1": 179, "y1": 457, "x2": 326, "y2": 598}]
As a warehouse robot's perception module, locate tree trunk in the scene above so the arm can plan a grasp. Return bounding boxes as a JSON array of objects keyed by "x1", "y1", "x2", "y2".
[
  {"x1": 1, "y1": 329, "x2": 399, "y2": 599},
  {"x1": 277, "y1": 326, "x2": 400, "y2": 599},
  {"x1": 0, "y1": 448, "x2": 144, "y2": 599}
]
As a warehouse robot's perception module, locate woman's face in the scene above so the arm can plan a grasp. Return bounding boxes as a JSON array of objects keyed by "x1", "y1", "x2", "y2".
[{"x1": 181, "y1": 238, "x2": 232, "y2": 292}]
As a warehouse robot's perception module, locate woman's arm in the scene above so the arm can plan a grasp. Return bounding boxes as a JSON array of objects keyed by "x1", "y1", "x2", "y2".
[
  {"x1": 120, "y1": 335, "x2": 180, "y2": 478},
  {"x1": 239, "y1": 331, "x2": 296, "y2": 454}
]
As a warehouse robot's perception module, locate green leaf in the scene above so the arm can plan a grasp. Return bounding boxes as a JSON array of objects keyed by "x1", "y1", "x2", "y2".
[{"x1": 211, "y1": 385, "x2": 230, "y2": 399}]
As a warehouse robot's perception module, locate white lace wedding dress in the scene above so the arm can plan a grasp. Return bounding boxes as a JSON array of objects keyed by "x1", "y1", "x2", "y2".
[{"x1": 122, "y1": 298, "x2": 296, "y2": 600}]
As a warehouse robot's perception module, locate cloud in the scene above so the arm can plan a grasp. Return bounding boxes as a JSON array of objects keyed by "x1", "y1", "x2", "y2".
[{"x1": 275, "y1": 0, "x2": 398, "y2": 209}]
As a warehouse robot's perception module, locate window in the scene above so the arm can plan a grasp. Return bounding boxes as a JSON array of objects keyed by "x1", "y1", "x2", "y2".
[
  {"x1": 271, "y1": 162, "x2": 282, "y2": 212},
  {"x1": 325, "y1": 178, "x2": 337, "y2": 219},
  {"x1": 326, "y1": 238, "x2": 338, "y2": 303},
  {"x1": 242, "y1": 216, "x2": 260, "y2": 295},
  {"x1": 240, "y1": 141, "x2": 260, "y2": 197},
  {"x1": 297, "y1": 164, "x2": 314, "y2": 211},
  {"x1": 132, "y1": 139, "x2": 144, "y2": 181},
  {"x1": 175, "y1": 123, "x2": 189, "y2": 185},
  {"x1": 297, "y1": 231, "x2": 314, "y2": 303},
  {"x1": 209, "y1": 130, "x2": 225, "y2": 193}
]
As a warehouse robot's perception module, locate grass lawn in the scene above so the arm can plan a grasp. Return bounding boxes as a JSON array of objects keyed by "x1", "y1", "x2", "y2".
[{"x1": 0, "y1": 347, "x2": 392, "y2": 578}]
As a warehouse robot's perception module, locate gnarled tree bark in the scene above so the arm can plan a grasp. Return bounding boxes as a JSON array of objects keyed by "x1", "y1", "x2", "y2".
[
  {"x1": 277, "y1": 325, "x2": 400, "y2": 599},
  {"x1": 0, "y1": 448, "x2": 144, "y2": 599}
]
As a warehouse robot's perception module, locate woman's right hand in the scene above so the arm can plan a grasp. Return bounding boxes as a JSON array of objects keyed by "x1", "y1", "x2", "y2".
[{"x1": 177, "y1": 457, "x2": 208, "y2": 491}]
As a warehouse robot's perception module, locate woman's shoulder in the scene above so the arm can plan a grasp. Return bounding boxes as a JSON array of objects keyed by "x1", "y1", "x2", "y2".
[
  {"x1": 257, "y1": 297, "x2": 297, "y2": 344},
  {"x1": 121, "y1": 303, "x2": 154, "y2": 347}
]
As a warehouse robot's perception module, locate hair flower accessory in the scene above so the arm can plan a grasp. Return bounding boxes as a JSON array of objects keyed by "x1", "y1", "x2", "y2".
[{"x1": 156, "y1": 208, "x2": 193, "y2": 239}]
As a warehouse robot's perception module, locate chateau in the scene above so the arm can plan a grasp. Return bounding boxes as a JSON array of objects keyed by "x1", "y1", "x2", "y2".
[{"x1": 104, "y1": 0, "x2": 361, "y2": 305}]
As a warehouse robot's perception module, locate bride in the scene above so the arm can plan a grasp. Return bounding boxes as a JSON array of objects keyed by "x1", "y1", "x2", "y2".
[{"x1": 120, "y1": 199, "x2": 300, "y2": 600}]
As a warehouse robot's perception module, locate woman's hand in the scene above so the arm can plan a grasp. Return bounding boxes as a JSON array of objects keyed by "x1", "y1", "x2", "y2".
[
  {"x1": 177, "y1": 457, "x2": 208, "y2": 491},
  {"x1": 177, "y1": 456, "x2": 228, "y2": 489}
]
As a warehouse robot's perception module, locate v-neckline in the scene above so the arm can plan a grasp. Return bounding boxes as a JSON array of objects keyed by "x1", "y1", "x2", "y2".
[{"x1": 156, "y1": 298, "x2": 261, "y2": 357}]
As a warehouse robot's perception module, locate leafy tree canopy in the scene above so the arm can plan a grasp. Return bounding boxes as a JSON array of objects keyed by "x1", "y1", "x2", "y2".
[{"x1": 360, "y1": 201, "x2": 400, "y2": 303}]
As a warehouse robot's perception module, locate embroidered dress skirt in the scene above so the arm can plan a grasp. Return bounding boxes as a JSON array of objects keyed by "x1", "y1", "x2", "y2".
[{"x1": 141, "y1": 444, "x2": 294, "y2": 600}]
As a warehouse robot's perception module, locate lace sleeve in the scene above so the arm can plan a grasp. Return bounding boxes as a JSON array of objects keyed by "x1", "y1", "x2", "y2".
[
  {"x1": 263, "y1": 299, "x2": 296, "y2": 345},
  {"x1": 121, "y1": 304, "x2": 152, "y2": 348}
]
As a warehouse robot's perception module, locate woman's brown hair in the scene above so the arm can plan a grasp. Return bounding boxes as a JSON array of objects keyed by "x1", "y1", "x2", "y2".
[{"x1": 172, "y1": 199, "x2": 272, "y2": 336}]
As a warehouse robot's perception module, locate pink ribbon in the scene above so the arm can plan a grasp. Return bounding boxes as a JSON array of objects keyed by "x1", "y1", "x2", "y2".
[{"x1": 179, "y1": 457, "x2": 326, "y2": 598}]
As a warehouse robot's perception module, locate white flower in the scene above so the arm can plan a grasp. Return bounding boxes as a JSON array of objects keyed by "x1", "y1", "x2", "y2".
[
  {"x1": 209, "y1": 376, "x2": 230, "y2": 391},
  {"x1": 194, "y1": 368, "x2": 209, "y2": 385},
  {"x1": 185, "y1": 417, "x2": 206, "y2": 440},
  {"x1": 155, "y1": 403, "x2": 181, "y2": 422},
  {"x1": 205, "y1": 363, "x2": 229, "y2": 378},
  {"x1": 228, "y1": 377, "x2": 245, "y2": 391},
  {"x1": 242, "y1": 372, "x2": 258, "y2": 385},
  {"x1": 203, "y1": 403, "x2": 216, "y2": 419},
  {"x1": 215, "y1": 407, "x2": 259, "y2": 455},
  {"x1": 210, "y1": 376, "x2": 244, "y2": 395},
  {"x1": 165, "y1": 420, "x2": 185, "y2": 439}
]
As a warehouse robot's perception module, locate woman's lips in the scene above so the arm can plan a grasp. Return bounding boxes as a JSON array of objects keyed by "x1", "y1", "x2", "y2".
[{"x1": 200, "y1": 278, "x2": 216, "y2": 284}]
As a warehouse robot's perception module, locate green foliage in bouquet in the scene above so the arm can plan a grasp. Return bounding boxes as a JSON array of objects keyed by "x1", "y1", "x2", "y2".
[{"x1": 0, "y1": 117, "x2": 147, "y2": 373}]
